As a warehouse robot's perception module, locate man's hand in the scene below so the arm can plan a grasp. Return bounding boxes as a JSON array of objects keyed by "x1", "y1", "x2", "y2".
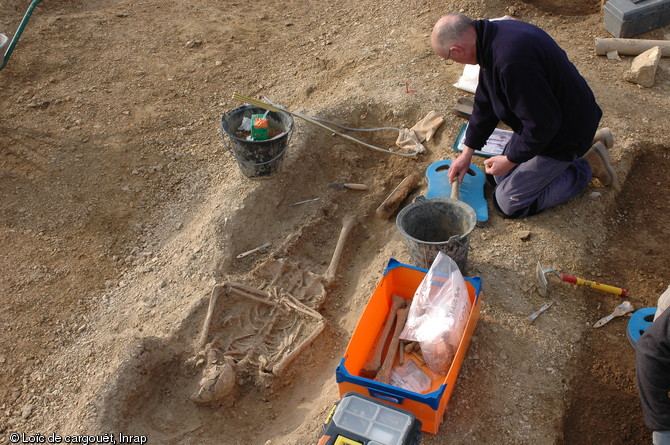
[
  {"x1": 448, "y1": 147, "x2": 475, "y2": 183},
  {"x1": 484, "y1": 155, "x2": 516, "y2": 176}
]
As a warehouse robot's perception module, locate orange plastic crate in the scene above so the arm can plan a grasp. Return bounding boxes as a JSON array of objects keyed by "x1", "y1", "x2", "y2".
[{"x1": 336, "y1": 258, "x2": 482, "y2": 434}]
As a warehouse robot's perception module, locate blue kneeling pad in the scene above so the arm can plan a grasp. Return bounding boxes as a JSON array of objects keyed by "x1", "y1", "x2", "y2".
[
  {"x1": 627, "y1": 307, "x2": 656, "y2": 349},
  {"x1": 425, "y1": 159, "x2": 488, "y2": 226}
]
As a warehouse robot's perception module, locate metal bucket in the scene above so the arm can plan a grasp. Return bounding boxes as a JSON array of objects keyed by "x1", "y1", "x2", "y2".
[
  {"x1": 396, "y1": 196, "x2": 477, "y2": 273},
  {"x1": 220, "y1": 105, "x2": 294, "y2": 178}
]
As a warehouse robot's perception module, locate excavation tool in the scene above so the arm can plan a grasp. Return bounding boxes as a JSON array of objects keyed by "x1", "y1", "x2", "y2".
[
  {"x1": 526, "y1": 301, "x2": 554, "y2": 325},
  {"x1": 536, "y1": 261, "x2": 627, "y2": 297},
  {"x1": 236, "y1": 242, "x2": 271, "y2": 259},
  {"x1": 593, "y1": 301, "x2": 634, "y2": 328},
  {"x1": 232, "y1": 93, "x2": 423, "y2": 157},
  {"x1": 450, "y1": 179, "x2": 460, "y2": 199},
  {"x1": 1, "y1": 0, "x2": 43, "y2": 71},
  {"x1": 288, "y1": 197, "x2": 321, "y2": 207},
  {"x1": 327, "y1": 183, "x2": 368, "y2": 191}
]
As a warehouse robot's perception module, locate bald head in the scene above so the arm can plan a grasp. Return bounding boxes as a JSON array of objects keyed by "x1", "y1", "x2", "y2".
[{"x1": 431, "y1": 13, "x2": 476, "y2": 64}]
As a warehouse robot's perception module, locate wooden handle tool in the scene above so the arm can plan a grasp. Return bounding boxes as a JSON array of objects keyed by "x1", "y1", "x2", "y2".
[
  {"x1": 375, "y1": 172, "x2": 422, "y2": 220},
  {"x1": 450, "y1": 179, "x2": 460, "y2": 200}
]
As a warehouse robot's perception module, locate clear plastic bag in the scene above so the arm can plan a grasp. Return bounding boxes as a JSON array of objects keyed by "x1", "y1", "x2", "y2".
[
  {"x1": 390, "y1": 358, "x2": 432, "y2": 393},
  {"x1": 399, "y1": 252, "x2": 471, "y2": 375}
]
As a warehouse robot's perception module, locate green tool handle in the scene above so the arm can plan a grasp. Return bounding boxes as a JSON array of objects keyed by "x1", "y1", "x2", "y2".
[{"x1": 1, "y1": 0, "x2": 43, "y2": 70}]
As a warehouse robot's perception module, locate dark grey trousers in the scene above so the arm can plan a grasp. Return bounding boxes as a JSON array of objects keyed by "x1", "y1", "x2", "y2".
[{"x1": 490, "y1": 155, "x2": 591, "y2": 218}]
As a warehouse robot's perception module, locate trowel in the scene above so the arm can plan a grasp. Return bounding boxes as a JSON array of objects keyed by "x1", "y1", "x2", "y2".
[{"x1": 593, "y1": 301, "x2": 634, "y2": 328}]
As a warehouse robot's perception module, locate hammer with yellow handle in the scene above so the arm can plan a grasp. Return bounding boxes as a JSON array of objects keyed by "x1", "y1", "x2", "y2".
[{"x1": 536, "y1": 261, "x2": 627, "y2": 297}]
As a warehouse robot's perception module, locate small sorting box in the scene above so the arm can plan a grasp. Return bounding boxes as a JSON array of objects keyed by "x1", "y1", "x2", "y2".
[
  {"x1": 336, "y1": 259, "x2": 482, "y2": 434},
  {"x1": 318, "y1": 392, "x2": 423, "y2": 445},
  {"x1": 603, "y1": 0, "x2": 670, "y2": 38}
]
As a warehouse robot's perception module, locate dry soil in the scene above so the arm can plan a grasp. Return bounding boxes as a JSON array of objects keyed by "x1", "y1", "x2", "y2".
[{"x1": 1, "y1": 0, "x2": 669, "y2": 444}]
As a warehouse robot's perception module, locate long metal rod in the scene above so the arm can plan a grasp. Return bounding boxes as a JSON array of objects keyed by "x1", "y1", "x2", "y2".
[
  {"x1": 1, "y1": 0, "x2": 44, "y2": 71},
  {"x1": 232, "y1": 93, "x2": 420, "y2": 157}
]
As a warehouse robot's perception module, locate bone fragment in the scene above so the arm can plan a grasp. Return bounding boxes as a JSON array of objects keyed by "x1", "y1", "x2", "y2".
[
  {"x1": 227, "y1": 281, "x2": 274, "y2": 299},
  {"x1": 228, "y1": 286, "x2": 277, "y2": 307},
  {"x1": 272, "y1": 318, "x2": 326, "y2": 376},
  {"x1": 281, "y1": 292, "x2": 322, "y2": 319},
  {"x1": 322, "y1": 215, "x2": 356, "y2": 286},
  {"x1": 191, "y1": 349, "x2": 237, "y2": 404},
  {"x1": 413, "y1": 348, "x2": 426, "y2": 366},
  {"x1": 198, "y1": 285, "x2": 222, "y2": 350},
  {"x1": 360, "y1": 294, "x2": 405, "y2": 378},
  {"x1": 375, "y1": 307, "x2": 409, "y2": 384}
]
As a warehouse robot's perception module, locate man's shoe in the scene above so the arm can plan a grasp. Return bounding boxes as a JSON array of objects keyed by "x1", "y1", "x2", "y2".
[
  {"x1": 592, "y1": 127, "x2": 614, "y2": 150},
  {"x1": 583, "y1": 141, "x2": 616, "y2": 187}
]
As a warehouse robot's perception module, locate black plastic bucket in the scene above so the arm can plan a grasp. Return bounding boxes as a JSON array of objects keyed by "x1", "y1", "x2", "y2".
[
  {"x1": 396, "y1": 196, "x2": 477, "y2": 273},
  {"x1": 220, "y1": 105, "x2": 294, "y2": 178}
]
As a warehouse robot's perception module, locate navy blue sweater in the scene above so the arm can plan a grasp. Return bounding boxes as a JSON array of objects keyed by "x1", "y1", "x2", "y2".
[{"x1": 464, "y1": 19, "x2": 602, "y2": 164}]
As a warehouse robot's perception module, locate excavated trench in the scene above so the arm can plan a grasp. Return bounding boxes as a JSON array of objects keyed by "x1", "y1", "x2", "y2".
[
  {"x1": 91, "y1": 98, "x2": 670, "y2": 444},
  {"x1": 98, "y1": 102, "x2": 427, "y2": 443},
  {"x1": 560, "y1": 145, "x2": 670, "y2": 444}
]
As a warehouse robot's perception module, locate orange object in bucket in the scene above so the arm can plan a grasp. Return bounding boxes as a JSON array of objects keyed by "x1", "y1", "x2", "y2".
[
  {"x1": 220, "y1": 105, "x2": 294, "y2": 178},
  {"x1": 251, "y1": 114, "x2": 269, "y2": 141},
  {"x1": 253, "y1": 116, "x2": 268, "y2": 128}
]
